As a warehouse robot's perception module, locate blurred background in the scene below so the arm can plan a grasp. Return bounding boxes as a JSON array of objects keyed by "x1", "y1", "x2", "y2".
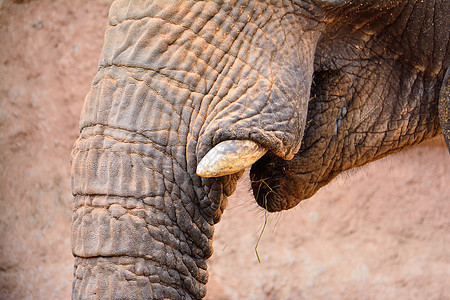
[{"x1": 0, "y1": 1, "x2": 448, "y2": 299}]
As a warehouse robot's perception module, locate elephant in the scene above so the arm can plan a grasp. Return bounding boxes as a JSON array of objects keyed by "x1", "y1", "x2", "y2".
[{"x1": 71, "y1": 0, "x2": 449, "y2": 299}]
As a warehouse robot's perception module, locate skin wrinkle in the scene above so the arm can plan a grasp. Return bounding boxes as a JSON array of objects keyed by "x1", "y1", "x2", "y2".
[
  {"x1": 73, "y1": 258, "x2": 186, "y2": 297},
  {"x1": 75, "y1": 155, "x2": 200, "y2": 227},
  {"x1": 74, "y1": 204, "x2": 207, "y2": 293},
  {"x1": 74, "y1": 137, "x2": 173, "y2": 175},
  {"x1": 98, "y1": 71, "x2": 191, "y2": 147},
  {"x1": 105, "y1": 20, "x2": 267, "y2": 100},
  {"x1": 162, "y1": 7, "x2": 274, "y2": 82},
  {"x1": 274, "y1": 7, "x2": 305, "y2": 145},
  {"x1": 187, "y1": 3, "x2": 282, "y2": 130},
  {"x1": 200, "y1": 27, "x2": 258, "y2": 119},
  {"x1": 75, "y1": 127, "x2": 190, "y2": 183},
  {"x1": 73, "y1": 131, "x2": 211, "y2": 268}
]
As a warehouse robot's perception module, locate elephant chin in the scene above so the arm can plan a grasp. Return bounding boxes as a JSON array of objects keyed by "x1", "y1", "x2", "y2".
[{"x1": 249, "y1": 153, "x2": 323, "y2": 212}]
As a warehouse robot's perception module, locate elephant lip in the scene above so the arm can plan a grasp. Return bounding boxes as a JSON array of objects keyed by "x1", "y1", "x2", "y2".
[{"x1": 196, "y1": 140, "x2": 268, "y2": 177}]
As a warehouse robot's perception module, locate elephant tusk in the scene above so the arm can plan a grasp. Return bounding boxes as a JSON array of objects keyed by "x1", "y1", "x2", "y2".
[{"x1": 196, "y1": 140, "x2": 268, "y2": 177}]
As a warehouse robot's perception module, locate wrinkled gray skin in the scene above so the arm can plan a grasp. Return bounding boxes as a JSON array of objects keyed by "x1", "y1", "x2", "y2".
[{"x1": 71, "y1": 0, "x2": 449, "y2": 299}]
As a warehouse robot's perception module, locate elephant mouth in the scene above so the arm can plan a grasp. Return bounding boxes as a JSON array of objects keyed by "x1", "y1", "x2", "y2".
[
  {"x1": 196, "y1": 140, "x2": 267, "y2": 178},
  {"x1": 195, "y1": 139, "x2": 296, "y2": 213}
]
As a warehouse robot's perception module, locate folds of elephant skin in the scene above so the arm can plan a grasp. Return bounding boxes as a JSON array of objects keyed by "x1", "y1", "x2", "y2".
[{"x1": 71, "y1": 122, "x2": 245, "y2": 298}]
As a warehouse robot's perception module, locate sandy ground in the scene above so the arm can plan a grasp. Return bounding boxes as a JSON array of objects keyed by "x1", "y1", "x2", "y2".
[{"x1": 0, "y1": 1, "x2": 449, "y2": 299}]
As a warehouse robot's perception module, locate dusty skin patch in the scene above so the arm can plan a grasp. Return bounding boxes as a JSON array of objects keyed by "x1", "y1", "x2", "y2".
[{"x1": 0, "y1": 1, "x2": 449, "y2": 299}]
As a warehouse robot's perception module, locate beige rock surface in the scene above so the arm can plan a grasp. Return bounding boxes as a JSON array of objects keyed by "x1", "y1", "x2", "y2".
[{"x1": 0, "y1": 1, "x2": 449, "y2": 299}]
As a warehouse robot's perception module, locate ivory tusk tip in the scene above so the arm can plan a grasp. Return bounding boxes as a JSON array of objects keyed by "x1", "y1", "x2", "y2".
[{"x1": 196, "y1": 140, "x2": 267, "y2": 178}]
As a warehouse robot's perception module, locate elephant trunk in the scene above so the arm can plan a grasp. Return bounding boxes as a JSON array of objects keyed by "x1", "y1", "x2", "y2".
[
  {"x1": 70, "y1": 2, "x2": 235, "y2": 298},
  {"x1": 71, "y1": 124, "x2": 220, "y2": 298}
]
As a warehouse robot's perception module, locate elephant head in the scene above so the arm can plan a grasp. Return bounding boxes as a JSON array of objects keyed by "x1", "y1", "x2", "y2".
[{"x1": 71, "y1": 0, "x2": 449, "y2": 298}]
